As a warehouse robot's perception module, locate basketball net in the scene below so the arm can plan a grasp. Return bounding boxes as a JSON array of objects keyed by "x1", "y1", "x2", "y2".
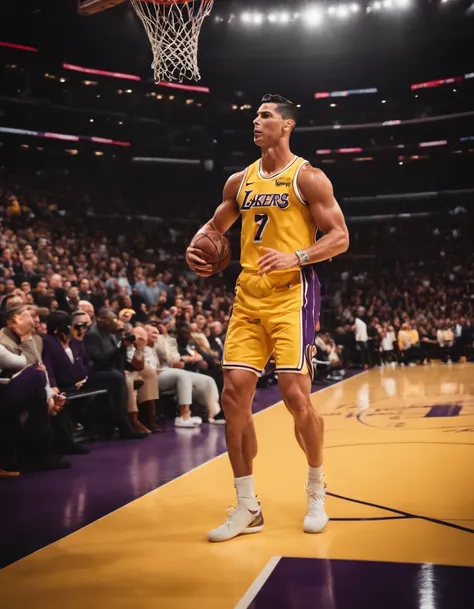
[{"x1": 130, "y1": 0, "x2": 214, "y2": 83}]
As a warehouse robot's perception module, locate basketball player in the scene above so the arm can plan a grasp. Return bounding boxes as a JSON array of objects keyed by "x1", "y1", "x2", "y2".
[{"x1": 186, "y1": 94, "x2": 349, "y2": 542}]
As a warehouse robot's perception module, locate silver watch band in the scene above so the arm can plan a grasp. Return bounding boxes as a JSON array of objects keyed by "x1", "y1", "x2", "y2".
[{"x1": 295, "y1": 249, "x2": 310, "y2": 265}]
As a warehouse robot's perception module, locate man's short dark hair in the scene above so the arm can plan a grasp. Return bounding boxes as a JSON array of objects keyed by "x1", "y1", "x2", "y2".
[
  {"x1": 71, "y1": 310, "x2": 86, "y2": 321},
  {"x1": 97, "y1": 307, "x2": 114, "y2": 320},
  {"x1": 47, "y1": 310, "x2": 71, "y2": 335},
  {"x1": 261, "y1": 94, "x2": 299, "y2": 124}
]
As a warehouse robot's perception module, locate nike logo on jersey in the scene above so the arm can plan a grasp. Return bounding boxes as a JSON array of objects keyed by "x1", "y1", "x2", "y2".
[{"x1": 246, "y1": 182, "x2": 255, "y2": 186}]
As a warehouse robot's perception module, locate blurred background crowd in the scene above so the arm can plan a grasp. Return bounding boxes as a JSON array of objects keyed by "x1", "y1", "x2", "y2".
[{"x1": 0, "y1": 3, "x2": 473, "y2": 476}]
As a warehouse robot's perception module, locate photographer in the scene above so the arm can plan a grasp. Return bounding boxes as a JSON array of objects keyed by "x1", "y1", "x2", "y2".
[{"x1": 83, "y1": 308, "x2": 148, "y2": 440}]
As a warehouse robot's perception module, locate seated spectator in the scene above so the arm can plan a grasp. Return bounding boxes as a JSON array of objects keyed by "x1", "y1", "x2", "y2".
[
  {"x1": 146, "y1": 322, "x2": 224, "y2": 427},
  {"x1": 124, "y1": 325, "x2": 160, "y2": 434},
  {"x1": 0, "y1": 306, "x2": 69, "y2": 471},
  {"x1": 83, "y1": 308, "x2": 148, "y2": 440}
]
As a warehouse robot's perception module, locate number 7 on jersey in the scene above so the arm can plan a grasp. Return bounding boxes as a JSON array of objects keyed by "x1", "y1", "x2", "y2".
[{"x1": 254, "y1": 213, "x2": 269, "y2": 243}]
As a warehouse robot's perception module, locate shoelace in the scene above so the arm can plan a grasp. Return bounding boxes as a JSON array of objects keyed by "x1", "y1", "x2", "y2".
[
  {"x1": 305, "y1": 474, "x2": 327, "y2": 517},
  {"x1": 223, "y1": 499, "x2": 260, "y2": 526}
]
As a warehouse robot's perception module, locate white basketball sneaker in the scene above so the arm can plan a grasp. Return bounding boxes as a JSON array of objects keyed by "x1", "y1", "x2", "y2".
[
  {"x1": 207, "y1": 503, "x2": 264, "y2": 542},
  {"x1": 304, "y1": 476, "x2": 329, "y2": 534}
]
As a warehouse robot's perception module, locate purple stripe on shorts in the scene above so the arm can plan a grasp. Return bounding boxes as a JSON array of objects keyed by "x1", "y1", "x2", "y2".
[{"x1": 301, "y1": 265, "x2": 321, "y2": 375}]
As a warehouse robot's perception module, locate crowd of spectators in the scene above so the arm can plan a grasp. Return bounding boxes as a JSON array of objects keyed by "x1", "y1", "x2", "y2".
[{"x1": 1, "y1": 171, "x2": 473, "y2": 477}]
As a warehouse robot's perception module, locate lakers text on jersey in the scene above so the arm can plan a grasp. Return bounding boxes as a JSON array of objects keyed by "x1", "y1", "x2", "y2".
[{"x1": 222, "y1": 156, "x2": 321, "y2": 377}]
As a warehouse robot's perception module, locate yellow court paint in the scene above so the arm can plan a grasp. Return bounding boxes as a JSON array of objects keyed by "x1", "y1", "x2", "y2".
[{"x1": 1, "y1": 365, "x2": 473, "y2": 609}]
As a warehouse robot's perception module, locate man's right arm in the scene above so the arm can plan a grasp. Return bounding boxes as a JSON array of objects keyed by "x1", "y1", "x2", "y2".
[{"x1": 186, "y1": 170, "x2": 243, "y2": 270}]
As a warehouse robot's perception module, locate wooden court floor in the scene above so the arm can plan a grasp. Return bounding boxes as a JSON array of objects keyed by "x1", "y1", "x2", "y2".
[{"x1": 1, "y1": 364, "x2": 473, "y2": 608}]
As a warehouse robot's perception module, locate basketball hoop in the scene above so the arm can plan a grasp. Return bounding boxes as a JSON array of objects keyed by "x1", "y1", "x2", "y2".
[{"x1": 130, "y1": 0, "x2": 214, "y2": 83}]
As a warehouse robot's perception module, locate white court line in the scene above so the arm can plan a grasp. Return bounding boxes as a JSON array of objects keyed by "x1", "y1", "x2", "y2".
[{"x1": 234, "y1": 556, "x2": 282, "y2": 609}]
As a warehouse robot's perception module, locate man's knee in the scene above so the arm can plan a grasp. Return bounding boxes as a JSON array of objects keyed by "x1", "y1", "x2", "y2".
[
  {"x1": 222, "y1": 370, "x2": 256, "y2": 417},
  {"x1": 278, "y1": 374, "x2": 312, "y2": 415},
  {"x1": 139, "y1": 366, "x2": 157, "y2": 383}
]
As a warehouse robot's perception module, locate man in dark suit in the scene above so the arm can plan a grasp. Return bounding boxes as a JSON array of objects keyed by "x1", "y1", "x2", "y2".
[{"x1": 83, "y1": 308, "x2": 147, "y2": 439}]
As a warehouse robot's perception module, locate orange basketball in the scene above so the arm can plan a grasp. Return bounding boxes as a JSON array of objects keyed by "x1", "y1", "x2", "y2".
[{"x1": 187, "y1": 230, "x2": 231, "y2": 276}]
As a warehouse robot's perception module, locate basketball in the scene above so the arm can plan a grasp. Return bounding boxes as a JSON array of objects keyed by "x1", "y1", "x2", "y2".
[{"x1": 187, "y1": 230, "x2": 231, "y2": 275}]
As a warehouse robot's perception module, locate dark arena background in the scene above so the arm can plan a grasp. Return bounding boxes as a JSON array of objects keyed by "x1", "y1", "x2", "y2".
[{"x1": 0, "y1": 1, "x2": 473, "y2": 607}]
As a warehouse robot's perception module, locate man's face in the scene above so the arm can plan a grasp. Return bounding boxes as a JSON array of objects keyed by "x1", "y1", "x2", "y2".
[
  {"x1": 253, "y1": 103, "x2": 292, "y2": 148},
  {"x1": 11, "y1": 309, "x2": 34, "y2": 336},
  {"x1": 80, "y1": 279, "x2": 90, "y2": 291},
  {"x1": 23, "y1": 260, "x2": 34, "y2": 273},
  {"x1": 50, "y1": 274, "x2": 63, "y2": 289},
  {"x1": 79, "y1": 301, "x2": 94, "y2": 317},
  {"x1": 5, "y1": 279, "x2": 15, "y2": 293},
  {"x1": 98, "y1": 312, "x2": 119, "y2": 333},
  {"x1": 211, "y1": 322, "x2": 222, "y2": 336},
  {"x1": 146, "y1": 326, "x2": 159, "y2": 345},
  {"x1": 178, "y1": 325, "x2": 190, "y2": 342},
  {"x1": 36, "y1": 280, "x2": 47, "y2": 294}
]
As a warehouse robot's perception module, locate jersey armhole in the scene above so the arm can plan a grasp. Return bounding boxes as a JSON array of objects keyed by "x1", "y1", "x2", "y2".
[
  {"x1": 235, "y1": 167, "x2": 249, "y2": 205},
  {"x1": 293, "y1": 160, "x2": 310, "y2": 206}
]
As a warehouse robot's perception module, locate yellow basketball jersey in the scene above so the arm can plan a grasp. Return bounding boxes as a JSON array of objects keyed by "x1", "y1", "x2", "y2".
[{"x1": 235, "y1": 156, "x2": 317, "y2": 271}]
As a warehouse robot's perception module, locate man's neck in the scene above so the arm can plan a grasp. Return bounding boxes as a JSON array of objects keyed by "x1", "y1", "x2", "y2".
[{"x1": 260, "y1": 145, "x2": 294, "y2": 177}]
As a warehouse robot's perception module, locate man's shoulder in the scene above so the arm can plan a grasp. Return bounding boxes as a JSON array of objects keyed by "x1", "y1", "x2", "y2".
[{"x1": 0, "y1": 328, "x2": 16, "y2": 348}]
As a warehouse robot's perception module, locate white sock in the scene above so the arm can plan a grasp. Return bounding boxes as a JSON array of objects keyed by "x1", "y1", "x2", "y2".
[
  {"x1": 308, "y1": 465, "x2": 324, "y2": 489},
  {"x1": 235, "y1": 475, "x2": 259, "y2": 510}
]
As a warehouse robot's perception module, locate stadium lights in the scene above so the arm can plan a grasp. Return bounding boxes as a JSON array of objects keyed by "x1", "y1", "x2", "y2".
[
  {"x1": 251, "y1": 12, "x2": 264, "y2": 24},
  {"x1": 303, "y1": 6, "x2": 324, "y2": 25},
  {"x1": 238, "y1": 2, "x2": 411, "y2": 26},
  {"x1": 336, "y1": 5, "x2": 350, "y2": 17}
]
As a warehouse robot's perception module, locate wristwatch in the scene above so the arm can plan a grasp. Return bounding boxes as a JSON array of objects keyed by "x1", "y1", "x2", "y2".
[{"x1": 295, "y1": 249, "x2": 310, "y2": 266}]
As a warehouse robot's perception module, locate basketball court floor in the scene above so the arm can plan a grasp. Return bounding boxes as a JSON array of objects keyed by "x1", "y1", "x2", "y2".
[{"x1": 0, "y1": 364, "x2": 473, "y2": 608}]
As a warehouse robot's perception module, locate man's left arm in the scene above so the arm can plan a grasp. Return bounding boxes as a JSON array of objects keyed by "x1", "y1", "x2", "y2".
[
  {"x1": 297, "y1": 166, "x2": 349, "y2": 264},
  {"x1": 258, "y1": 166, "x2": 349, "y2": 274}
]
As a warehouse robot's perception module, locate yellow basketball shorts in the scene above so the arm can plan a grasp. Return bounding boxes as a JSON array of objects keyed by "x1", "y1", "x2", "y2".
[{"x1": 222, "y1": 267, "x2": 321, "y2": 377}]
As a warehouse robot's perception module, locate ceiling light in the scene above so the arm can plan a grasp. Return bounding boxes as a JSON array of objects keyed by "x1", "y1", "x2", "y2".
[
  {"x1": 304, "y1": 6, "x2": 324, "y2": 25},
  {"x1": 241, "y1": 12, "x2": 251, "y2": 23},
  {"x1": 278, "y1": 12, "x2": 290, "y2": 22},
  {"x1": 336, "y1": 5, "x2": 350, "y2": 17},
  {"x1": 268, "y1": 13, "x2": 277, "y2": 22},
  {"x1": 252, "y1": 12, "x2": 263, "y2": 24}
]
